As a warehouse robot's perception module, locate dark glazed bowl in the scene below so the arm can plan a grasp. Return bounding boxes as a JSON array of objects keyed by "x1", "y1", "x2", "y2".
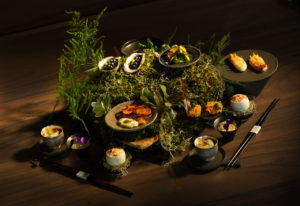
[
  {"x1": 121, "y1": 37, "x2": 164, "y2": 56},
  {"x1": 159, "y1": 45, "x2": 201, "y2": 69},
  {"x1": 213, "y1": 117, "x2": 238, "y2": 142}
]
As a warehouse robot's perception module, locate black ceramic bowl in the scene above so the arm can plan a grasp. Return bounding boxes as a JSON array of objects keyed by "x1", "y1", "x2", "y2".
[
  {"x1": 213, "y1": 117, "x2": 238, "y2": 142},
  {"x1": 121, "y1": 37, "x2": 164, "y2": 56},
  {"x1": 159, "y1": 45, "x2": 201, "y2": 69}
]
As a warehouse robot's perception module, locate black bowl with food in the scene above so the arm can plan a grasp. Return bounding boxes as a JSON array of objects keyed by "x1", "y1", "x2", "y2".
[
  {"x1": 121, "y1": 37, "x2": 164, "y2": 56},
  {"x1": 159, "y1": 45, "x2": 201, "y2": 69}
]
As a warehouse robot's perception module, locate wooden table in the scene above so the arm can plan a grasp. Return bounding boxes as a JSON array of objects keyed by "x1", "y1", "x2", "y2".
[{"x1": 1, "y1": 0, "x2": 300, "y2": 205}]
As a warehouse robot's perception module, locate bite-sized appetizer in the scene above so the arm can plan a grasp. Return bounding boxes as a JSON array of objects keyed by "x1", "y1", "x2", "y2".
[
  {"x1": 118, "y1": 118, "x2": 139, "y2": 128},
  {"x1": 124, "y1": 53, "x2": 145, "y2": 73},
  {"x1": 205, "y1": 101, "x2": 223, "y2": 115},
  {"x1": 106, "y1": 148, "x2": 126, "y2": 167},
  {"x1": 187, "y1": 105, "x2": 202, "y2": 118},
  {"x1": 98, "y1": 56, "x2": 121, "y2": 72},
  {"x1": 229, "y1": 53, "x2": 247, "y2": 72},
  {"x1": 249, "y1": 53, "x2": 268, "y2": 72},
  {"x1": 230, "y1": 94, "x2": 250, "y2": 112}
]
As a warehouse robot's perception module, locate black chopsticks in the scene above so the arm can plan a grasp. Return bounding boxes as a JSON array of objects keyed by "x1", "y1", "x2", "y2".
[
  {"x1": 35, "y1": 156, "x2": 133, "y2": 197},
  {"x1": 224, "y1": 98, "x2": 280, "y2": 170}
]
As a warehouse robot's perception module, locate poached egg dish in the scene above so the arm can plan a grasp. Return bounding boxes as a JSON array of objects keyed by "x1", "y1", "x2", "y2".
[
  {"x1": 230, "y1": 94, "x2": 250, "y2": 112},
  {"x1": 106, "y1": 148, "x2": 126, "y2": 167}
]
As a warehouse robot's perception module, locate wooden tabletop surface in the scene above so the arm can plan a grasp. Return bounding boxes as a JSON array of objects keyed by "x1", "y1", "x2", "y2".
[{"x1": 1, "y1": 0, "x2": 300, "y2": 205}]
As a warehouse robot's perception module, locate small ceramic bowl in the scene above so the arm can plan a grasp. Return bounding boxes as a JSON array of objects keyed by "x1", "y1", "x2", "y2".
[
  {"x1": 41, "y1": 125, "x2": 64, "y2": 149},
  {"x1": 194, "y1": 136, "x2": 218, "y2": 162},
  {"x1": 214, "y1": 117, "x2": 238, "y2": 142},
  {"x1": 66, "y1": 134, "x2": 91, "y2": 157}
]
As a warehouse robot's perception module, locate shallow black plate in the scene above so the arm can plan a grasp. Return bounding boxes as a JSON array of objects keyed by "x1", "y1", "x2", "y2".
[
  {"x1": 36, "y1": 139, "x2": 69, "y2": 157},
  {"x1": 121, "y1": 37, "x2": 164, "y2": 56},
  {"x1": 187, "y1": 147, "x2": 226, "y2": 173},
  {"x1": 218, "y1": 49, "x2": 278, "y2": 82},
  {"x1": 159, "y1": 45, "x2": 201, "y2": 69}
]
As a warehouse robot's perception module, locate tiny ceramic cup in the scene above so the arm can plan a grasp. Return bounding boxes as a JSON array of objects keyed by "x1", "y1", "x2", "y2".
[
  {"x1": 66, "y1": 134, "x2": 91, "y2": 157},
  {"x1": 194, "y1": 136, "x2": 218, "y2": 162},
  {"x1": 41, "y1": 125, "x2": 64, "y2": 149},
  {"x1": 214, "y1": 117, "x2": 238, "y2": 142}
]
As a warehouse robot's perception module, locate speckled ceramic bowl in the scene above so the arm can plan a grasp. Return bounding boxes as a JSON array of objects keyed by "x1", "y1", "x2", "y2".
[
  {"x1": 41, "y1": 125, "x2": 64, "y2": 149},
  {"x1": 194, "y1": 136, "x2": 218, "y2": 162}
]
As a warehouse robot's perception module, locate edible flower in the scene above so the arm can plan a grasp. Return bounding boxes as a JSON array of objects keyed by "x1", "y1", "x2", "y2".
[
  {"x1": 48, "y1": 128, "x2": 59, "y2": 135},
  {"x1": 188, "y1": 105, "x2": 202, "y2": 118},
  {"x1": 73, "y1": 136, "x2": 87, "y2": 144},
  {"x1": 223, "y1": 119, "x2": 233, "y2": 131},
  {"x1": 205, "y1": 101, "x2": 223, "y2": 115}
]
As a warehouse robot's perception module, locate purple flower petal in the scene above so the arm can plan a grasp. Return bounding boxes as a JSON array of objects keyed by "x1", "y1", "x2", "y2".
[
  {"x1": 226, "y1": 119, "x2": 233, "y2": 124},
  {"x1": 80, "y1": 137, "x2": 87, "y2": 144},
  {"x1": 223, "y1": 119, "x2": 233, "y2": 131},
  {"x1": 73, "y1": 136, "x2": 81, "y2": 142},
  {"x1": 224, "y1": 123, "x2": 229, "y2": 131}
]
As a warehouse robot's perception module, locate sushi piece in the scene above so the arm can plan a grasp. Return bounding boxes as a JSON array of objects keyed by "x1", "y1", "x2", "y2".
[
  {"x1": 249, "y1": 53, "x2": 268, "y2": 72},
  {"x1": 229, "y1": 53, "x2": 247, "y2": 72},
  {"x1": 230, "y1": 94, "x2": 250, "y2": 112},
  {"x1": 106, "y1": 148, "x2": 126, "y2": 167}
]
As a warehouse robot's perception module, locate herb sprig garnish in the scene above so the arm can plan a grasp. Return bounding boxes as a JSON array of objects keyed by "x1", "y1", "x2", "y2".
[{"x1": 55, "y1": 8, "x2": 107, "y2": 135}]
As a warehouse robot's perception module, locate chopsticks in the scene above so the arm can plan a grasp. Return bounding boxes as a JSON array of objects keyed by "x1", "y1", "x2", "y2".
[
  {"x1": 34, "y1": 156, "x2": 133, "y2": 197},
  {"x1": 224, "y1": 98, "x2": 280, "y2": 170}
]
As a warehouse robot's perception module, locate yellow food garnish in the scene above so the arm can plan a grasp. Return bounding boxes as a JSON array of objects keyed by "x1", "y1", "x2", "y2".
[
  {"x1": 188, "y1": 105, "x2": 202, "y2": 118},
  {"x1": 205, "y1": 101, "x2": 223, "y2": 115}
]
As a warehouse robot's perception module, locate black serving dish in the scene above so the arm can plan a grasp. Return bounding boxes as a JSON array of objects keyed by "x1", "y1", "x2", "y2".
[
  {"x1": 186, "y1": 147, "x2": 226, "y2": 173},
  {"x1": 36, "y1": 139, "x2": 69, "y2": 157},
  {"x1": 218, "y1": 49, "x2": 278, "y2": 96},
  {"x1": 159, "y1": 45, "x2": 201, "y2": 69},
  {"x1": 121, "y1": 37, "x2": 164, "y2": 56}
]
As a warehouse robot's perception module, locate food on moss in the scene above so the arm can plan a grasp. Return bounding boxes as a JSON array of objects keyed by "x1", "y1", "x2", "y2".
[
  {"x1": 249, "y1": 53, "x2": 268, "y2": 72},
  {"x1": 205, "y1": 101, "x2": 223, "y2": 115},
  {"x1": 55, "y1": 9, "x2": 231, "y2": 157},
  {"x1": 183, "y1": 65, "x2": 224, "y2": 106},
  {"x1": 229, "y1": 53, "x2": 247, "y2": 72},
  {"x1": 98, "y1": 56, "x2": 121, "y2": 72},
  {"x1": 188, "y1": 105, "x2": 202, "y2": 118},
  {"x1": 124, "y1": 53, "x2": 145, "y2": 73}
]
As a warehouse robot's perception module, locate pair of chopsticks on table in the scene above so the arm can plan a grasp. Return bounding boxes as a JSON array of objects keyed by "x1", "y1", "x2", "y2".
[
  {"x1": 224, "y1": 98, "x2": 280, "y2": 170},
  {"x1": 32, "y1": 156, "x2": 133, "y2": 197}
]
